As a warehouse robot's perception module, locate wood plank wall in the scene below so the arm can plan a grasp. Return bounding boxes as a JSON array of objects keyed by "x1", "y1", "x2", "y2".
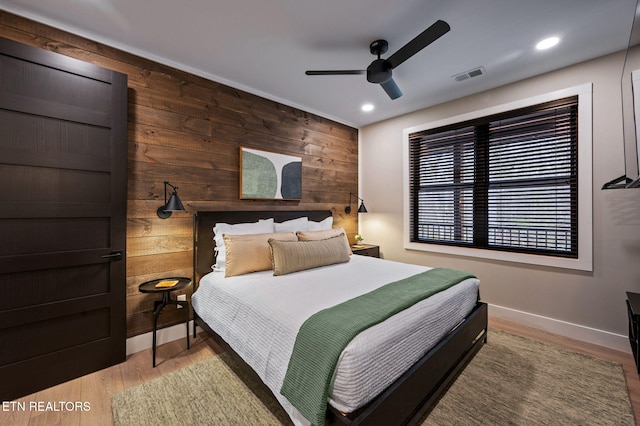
[{"x1": 0, "y1": 11, "x2": 359, "y2": 337}]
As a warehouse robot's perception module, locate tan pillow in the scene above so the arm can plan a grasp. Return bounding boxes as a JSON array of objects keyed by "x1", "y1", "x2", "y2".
[
  {"x1": 269, "y1": 234, "x2": 351, "y2": 276},
  {"x1": 224, "y1": 232, "x2": 297, "y2": 277},
  {"x1": 296, "y1": 227, "x2": 352, "y2": 254}
]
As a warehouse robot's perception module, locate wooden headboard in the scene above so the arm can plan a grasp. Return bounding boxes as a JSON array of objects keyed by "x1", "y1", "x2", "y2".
[{"x1": 193, "y1": 210, "x2": 333, "y2": 285}]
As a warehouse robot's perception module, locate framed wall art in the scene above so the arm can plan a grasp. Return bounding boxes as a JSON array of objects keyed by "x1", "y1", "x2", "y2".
[{"x1": 240, "y1": 147, "x2": 302, "y2": 200}]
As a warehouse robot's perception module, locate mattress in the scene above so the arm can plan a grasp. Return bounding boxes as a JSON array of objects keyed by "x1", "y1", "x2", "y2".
[{"x1": 191, "y1": 254, "x2": 479, "y2": 426}]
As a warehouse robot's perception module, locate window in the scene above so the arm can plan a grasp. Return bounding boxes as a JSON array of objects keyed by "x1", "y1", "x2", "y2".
[{"x1": 403, "y1": 85, "x2": 592, "y2": 270}]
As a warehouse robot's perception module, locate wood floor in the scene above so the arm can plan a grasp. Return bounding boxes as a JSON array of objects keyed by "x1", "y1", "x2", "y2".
[{"x1": 1, "y1": 317, "x2": 639, "y2": 426}]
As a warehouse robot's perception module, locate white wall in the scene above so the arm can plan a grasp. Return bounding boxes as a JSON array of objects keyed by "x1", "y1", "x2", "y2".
[{"x1": 360, "y1": 50, "x2": 640, "y2": 351}]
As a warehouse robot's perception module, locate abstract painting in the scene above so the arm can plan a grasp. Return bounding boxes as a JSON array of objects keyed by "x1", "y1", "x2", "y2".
[{"x1": 240, "y1": 147, "x2": 302, "y2": 199}]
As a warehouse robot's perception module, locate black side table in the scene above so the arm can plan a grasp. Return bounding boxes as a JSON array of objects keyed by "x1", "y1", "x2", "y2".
[
  {"x1": 626, "y1": 291, "x2": 640, "y2": 373},
  {"x1": 351, "y1": 244, "x2": 380, "y2": 258},
  {"x1": 139, "y1": 277, "x2": 192, "y2": 367}
]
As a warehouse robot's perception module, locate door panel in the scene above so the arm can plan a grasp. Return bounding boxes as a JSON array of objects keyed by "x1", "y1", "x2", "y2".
[
  {"x1": 0, "y1": 36, "x2": 127, "y2": 401},
  {"x1": 0, "y1": 263, "x2": 110, "y2": 310}
]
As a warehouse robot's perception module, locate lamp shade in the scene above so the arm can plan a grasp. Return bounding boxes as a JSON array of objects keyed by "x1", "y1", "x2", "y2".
[
  {"x1": 165, "y1": 191, "x2": 185, "y2": 211},
  {"x1": 157, "y1": 181, "x2": 185, "y2": 219},
  {"x1": 357, "y1": 201, "x2": 367, "y2": 213}
]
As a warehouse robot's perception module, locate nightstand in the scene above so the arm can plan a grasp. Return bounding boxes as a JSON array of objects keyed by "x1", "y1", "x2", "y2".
[
  {"x1": 139, "y1": 277, "x2": 192, "y2": 367},
  {"x1": 351, "y1": 244, "x2": 380, "y2": 258},
  {"x1": 627, "y1": 292, "x2": 640, "y2": 373}
]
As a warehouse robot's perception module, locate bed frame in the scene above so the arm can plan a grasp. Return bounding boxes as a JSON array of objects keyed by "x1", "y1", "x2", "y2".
[{"x1": 192, "y1": 210, "x2": 488, "y2": 426}]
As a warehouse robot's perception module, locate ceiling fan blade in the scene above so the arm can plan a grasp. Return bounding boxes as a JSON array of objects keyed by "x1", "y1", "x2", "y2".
[
  {"x1": 387, "y1": 20, "x2": 450, "y2": 69},
  {"x1": 305, "y1": 70, "x2": 365, "y2": 75},
  {"x1": 380, "y1": 77, "x2": 402, "y2": 100}
]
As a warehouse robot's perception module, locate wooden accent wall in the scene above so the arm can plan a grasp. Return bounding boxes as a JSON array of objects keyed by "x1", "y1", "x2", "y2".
[{"x1": 0, "y1": 11, "x2": 359, "y2": 337}]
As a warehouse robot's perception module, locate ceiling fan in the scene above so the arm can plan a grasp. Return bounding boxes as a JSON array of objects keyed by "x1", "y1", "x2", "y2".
[{"x1": 305, "y1": 20, "x2": 450, "y2": 100}]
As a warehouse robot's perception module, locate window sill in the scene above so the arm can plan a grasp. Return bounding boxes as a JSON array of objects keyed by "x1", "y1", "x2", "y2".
[{"x1": 404, "y1": 241, "x2": 592, "y2": 272}]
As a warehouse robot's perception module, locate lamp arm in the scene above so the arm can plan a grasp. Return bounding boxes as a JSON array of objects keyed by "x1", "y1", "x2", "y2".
[
  {"x1": 349, "y1": 192, "x2": 365, "y2": 203},
  {"x1": 164, "y1": 181, "x2": 178, "y2": 204}
]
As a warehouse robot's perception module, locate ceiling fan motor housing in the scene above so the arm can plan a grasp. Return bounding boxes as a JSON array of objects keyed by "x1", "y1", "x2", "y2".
[{"x1": 367, "y1": 59, "x2": 392, "y2": 83}]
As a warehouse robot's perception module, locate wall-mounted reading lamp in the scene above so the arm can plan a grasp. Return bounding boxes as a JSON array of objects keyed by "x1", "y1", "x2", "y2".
[
  {"x1": 157, "y1": 181, "x2": 185, "y2": 219},
  {"x1": 345, "y1": 192, "x2": 367, "y2": 214}
]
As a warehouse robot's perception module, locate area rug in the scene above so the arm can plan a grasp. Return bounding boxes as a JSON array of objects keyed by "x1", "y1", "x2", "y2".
[{"x1": 112, "y1": 329, "x2": 635, "y2": 425}]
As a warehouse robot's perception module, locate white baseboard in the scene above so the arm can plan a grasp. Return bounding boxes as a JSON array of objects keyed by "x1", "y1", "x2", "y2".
[
  {"x1": 126, "y1": 321, "x2": 196, "y2": 356},
  {"x1": 489, "y1": 303, "x2": 630, "y2": 354},
  {"x1": 126, "y1": 306, "x2": 631, "y2": 356}
]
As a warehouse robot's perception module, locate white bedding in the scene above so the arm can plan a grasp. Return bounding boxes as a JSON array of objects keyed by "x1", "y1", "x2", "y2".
[{"x1": 191, "y1": 255, "x2": 479, "y2": 426}]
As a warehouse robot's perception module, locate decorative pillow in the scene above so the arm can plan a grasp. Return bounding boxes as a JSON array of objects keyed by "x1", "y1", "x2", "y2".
[
  {"x1": 306, "y1": 216, "x2": 333, "y2": 231},
  {"x1": 212, "y1": 219, "x2": 275, "y2": 271},
  {"x1": 224, "y1": 231, "x2": 297, "y2": 277},
  {"x1": 269, "y1": 234, "x2": 351, "y2": 276},
  {"x1": 274, "y1": 217, "x2": 309, "y2": 232},
  {"x1": 296, "y1": 227, "x2": 352, "y2": 254}
]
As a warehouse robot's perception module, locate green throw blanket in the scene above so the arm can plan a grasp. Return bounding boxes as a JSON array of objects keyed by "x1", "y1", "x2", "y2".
[{"x1": 280, "y1": 267, "x2": 476, "y2": 426}]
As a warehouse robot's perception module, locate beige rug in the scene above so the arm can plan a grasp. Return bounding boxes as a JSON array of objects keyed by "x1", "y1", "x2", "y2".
[{"x1": 112, "y1": 330, "x2": 634, "y2": 425}]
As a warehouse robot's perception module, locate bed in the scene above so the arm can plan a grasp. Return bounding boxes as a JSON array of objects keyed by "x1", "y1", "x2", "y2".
[{"x1": 192, "y1": 210, "x2": 488, "y2": 426}]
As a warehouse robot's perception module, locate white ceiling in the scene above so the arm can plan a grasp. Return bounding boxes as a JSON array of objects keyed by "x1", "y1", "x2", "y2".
[{"x1": 0, "y1": 0, "x2": 636, "y2": 127}]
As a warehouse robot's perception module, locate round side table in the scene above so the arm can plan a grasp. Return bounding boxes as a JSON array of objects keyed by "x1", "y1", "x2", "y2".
[{"x1": 139, "y1": 277, "x2": 192, "y2": 367}]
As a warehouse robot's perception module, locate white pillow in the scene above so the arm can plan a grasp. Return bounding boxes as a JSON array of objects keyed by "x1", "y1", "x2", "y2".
[
  {"x1": 212, "y1": 218, "x2": 275, "y2": 271},
  {"x1": 306, "y1": 216, "x2": 333, "y2": 231},
  {"x1": 274, "y1": 217, "x2": 309, "y2": 232}
]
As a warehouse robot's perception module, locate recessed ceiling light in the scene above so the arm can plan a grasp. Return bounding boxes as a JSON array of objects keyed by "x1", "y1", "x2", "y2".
[
  {"x1": 362, "y1": 103, "x2": 374, "y2": 112},
  {"x1": 536, "y1": 36, "x2": 560, "y2": 50}
]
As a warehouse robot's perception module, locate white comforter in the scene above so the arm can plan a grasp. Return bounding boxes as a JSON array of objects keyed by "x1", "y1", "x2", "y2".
[{"x1": 191, "y1": 255, "x2": 479, "y2": 425}]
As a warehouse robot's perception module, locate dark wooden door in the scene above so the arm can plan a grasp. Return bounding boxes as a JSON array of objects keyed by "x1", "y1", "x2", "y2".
[{"x1": 0, "y1": 37, "x2": 127, "y2": 400}]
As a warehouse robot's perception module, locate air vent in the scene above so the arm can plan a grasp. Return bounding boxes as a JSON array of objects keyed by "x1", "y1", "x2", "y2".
[{"x1": 452, "y1": 67, "x2": 486, "y2": 82}]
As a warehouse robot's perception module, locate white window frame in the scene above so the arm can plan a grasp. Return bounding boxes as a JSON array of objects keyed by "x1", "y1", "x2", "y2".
[{"x1": 403, "y1": 84, "x2": 593, "y2": 271}]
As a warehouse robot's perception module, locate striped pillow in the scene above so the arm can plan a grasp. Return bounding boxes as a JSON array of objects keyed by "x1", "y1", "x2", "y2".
[{"x1": 268, "y1": 234, "x2": 351, "y2": 276}]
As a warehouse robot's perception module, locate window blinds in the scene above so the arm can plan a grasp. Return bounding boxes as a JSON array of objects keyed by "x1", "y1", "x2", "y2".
[{"x1": 409, "y1": 96, "x2": 578, "y2": 257}]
